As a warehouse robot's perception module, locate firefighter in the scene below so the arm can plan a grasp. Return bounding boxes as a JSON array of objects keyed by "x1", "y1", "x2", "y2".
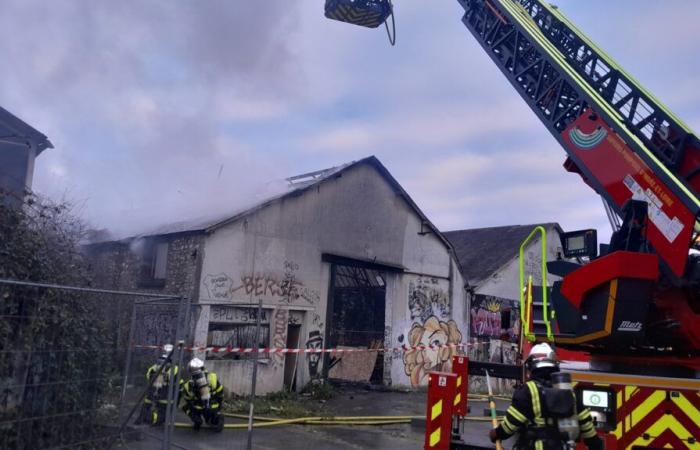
[
  {"x1": 180, "y1": 358, "x2": 225, "y2": 432},
  {"x1": 489, "y1": 343, "x2": 603, "y2": 450},
  {"x1": 140, "y1": 344, "x2": 179, "y2": 426}
]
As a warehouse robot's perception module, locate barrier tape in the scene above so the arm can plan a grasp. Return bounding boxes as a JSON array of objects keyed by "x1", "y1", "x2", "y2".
[{"x1": 134, "y1": 342, "x2": 475, "y2": 355}]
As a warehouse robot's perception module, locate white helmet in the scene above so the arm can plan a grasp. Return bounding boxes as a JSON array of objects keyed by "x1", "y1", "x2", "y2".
[
  {"x1": 526, "y1": 342, "x2": 559, "y2": 373},
  {"x1": 158, "y1": 344, "x2": 174, "y2": 363},
  {"x1": 188, "y1": 357, "x2": 205, "y2": 373}
]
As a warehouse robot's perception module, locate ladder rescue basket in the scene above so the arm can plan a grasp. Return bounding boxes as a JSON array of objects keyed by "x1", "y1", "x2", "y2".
[{"x1": 324, "y1": 0, "x2": 392, "y2": 28}]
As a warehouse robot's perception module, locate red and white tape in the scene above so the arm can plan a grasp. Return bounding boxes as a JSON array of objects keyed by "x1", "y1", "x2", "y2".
[{"x1": 134, "y1": 342, "x2": 474, "y2": 355}]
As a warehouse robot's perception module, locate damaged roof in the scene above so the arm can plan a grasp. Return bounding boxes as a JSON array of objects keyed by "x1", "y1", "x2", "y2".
[
  {"x1": 443, "y1": 223, "x2": 561, "y2": 287},
  {"x1": 91, "y1": 156, "x2": 453, "y2": 251}
]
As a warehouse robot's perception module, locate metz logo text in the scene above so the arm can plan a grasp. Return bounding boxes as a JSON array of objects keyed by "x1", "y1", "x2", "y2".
[{"x1": 617, "y1": 321, "x2": 642, "y2": 332}]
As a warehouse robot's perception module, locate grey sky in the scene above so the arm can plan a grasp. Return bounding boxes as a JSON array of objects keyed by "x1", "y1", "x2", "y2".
[{"x1": 3, "y1": 1, "x2": 698, "y2": 243}]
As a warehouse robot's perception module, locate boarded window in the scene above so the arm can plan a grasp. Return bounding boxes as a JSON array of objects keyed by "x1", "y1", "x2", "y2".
[{"x1": 207, "y1": 306, "x2": 270, "y2": 360}]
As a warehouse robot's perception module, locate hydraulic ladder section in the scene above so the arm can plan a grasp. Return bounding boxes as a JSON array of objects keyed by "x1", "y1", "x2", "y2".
[
  {"x1": 515, "y1": 0, "x2": 700, "y2": 191},
  {"x1": 456, "y1": 0, "x2": 700, "y2": 277}
]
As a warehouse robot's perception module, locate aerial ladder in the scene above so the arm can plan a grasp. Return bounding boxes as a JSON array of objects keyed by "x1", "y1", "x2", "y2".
[
  {"x1": 325, "y1": 0, "x2": 700, "y2": 447},
  {"x1": 458, "y1": 0, "x2": 700, "y2": 360}
]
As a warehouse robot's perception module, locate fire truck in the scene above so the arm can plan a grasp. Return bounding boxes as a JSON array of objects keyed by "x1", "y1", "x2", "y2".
[{"x1": 324, "y1": 0, "x2": 700, "y2": 448}]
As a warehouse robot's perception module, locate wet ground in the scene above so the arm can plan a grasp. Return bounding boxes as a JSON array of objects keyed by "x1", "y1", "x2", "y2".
[{"x1": 120, "y1": 385, "x2": 508, "y2": 450}]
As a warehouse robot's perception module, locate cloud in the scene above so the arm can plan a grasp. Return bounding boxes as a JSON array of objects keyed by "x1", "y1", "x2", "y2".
[
  {"x1": 0, "y1": 1, "x2": 303, "y2": 235},
  {"x1": 299, "y1": 100, "x2": 539, "y2": 154},
  {"x1": 0, "y1": 0, "x2": 695, "y2": 245}
]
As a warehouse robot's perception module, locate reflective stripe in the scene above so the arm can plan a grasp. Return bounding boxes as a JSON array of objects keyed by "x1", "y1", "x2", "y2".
[
  {"x1": 507, "y1": 405, "x2": 528, "y2": 424},
  {"x1": 502, "y1": 417, "x2": 517, "y2": 434},
  {"x1": 581, "y1": 427, "x2": 597, "y2": 439},
  {"x1": 535, "y1": 441, "x2": 544, "y2": 450},
  {"x1": 526, "y1": 381, "x2": 545, "y2": 426},
  {"x1": 429, "y1": 429, "x2": 441, "y2": 447},
  {"x1": 431, "y1": 400, "x2": 443, "y2": 421}
]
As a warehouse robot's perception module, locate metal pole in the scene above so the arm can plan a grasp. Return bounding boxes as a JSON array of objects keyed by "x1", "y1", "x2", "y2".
[
  {"x1": 163, "y1": 297, "x2": 188, "y2": 450},
  {"x1": 119, "y1": 300, "x2": 139, "y2": 418},
  {"x1": 246, "y1": 297, "x2": 263, "y2": 450},
  {"x1": 168, "y1": 298, "x2": 192, "y2": 444},
  {"x1": 107, "y1": 347, "x2": 176, "y2": 450}
]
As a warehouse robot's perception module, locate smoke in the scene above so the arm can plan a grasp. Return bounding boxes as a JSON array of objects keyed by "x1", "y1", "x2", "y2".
[{"x1": 0, "y1": 0, "x2": 302, "y2": 237}]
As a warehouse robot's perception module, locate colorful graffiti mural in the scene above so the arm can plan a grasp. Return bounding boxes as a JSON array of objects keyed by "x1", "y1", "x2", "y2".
[
  {"x1": 470, "y1": 294, "x2": 520, "y2": 342},
  {"x1": 402, "y1": 316, "x2": 462, "y2": 387}
]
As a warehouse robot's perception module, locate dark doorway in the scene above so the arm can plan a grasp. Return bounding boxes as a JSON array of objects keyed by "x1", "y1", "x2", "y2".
[
  {"x1": 284, "y1": 324, "x2": 302, "y2": 391},
  {"x1": 326, "y1": 262, "x2": 386, "y2": 384}
]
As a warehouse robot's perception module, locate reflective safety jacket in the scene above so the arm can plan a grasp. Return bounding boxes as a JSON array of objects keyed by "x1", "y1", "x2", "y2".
[
  {"x1": 181, "y1": 371, "x2": 224, "y2": 413},
  {"x1": 495, "y1": 380, "x2": 602, "y2": 450},
  {"x1": 144, "y1": 364, "x2": 180, "y2": 406}
]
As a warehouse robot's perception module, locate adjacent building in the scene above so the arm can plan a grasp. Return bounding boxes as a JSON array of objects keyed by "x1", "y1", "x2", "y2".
[
  {"x1": 0, "y1": 106, "x2": 53, "y2": 206},
  {"x1": 444, "y1": 223, "x2": 563, "y2": 392},
  {"x1": 87, "y1": 156, "x2": 468, "y2": 394}
]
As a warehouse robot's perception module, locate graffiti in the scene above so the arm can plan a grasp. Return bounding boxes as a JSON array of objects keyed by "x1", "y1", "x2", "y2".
[
  {"x1": 402, "y1": 316, "x2": 462, "y2": 387},
  {"x1": 408, "y1": 277, "x2": 450, "y2": 323},
  {"x1": 305, "y1": 331, "x2": 324, "y2": 378},
  {"x1": 226, "y1": 260, "x2": 321, "y2": 305},
  {"x1": 467, "y1": 338, "x2": 518, "y2": 394},
  {"x1": 288, "y1": 311, "x2": 303, "y2": 325},
  {"x1": 234, "y1": 274, "x2": 299, "y2": 299},
  {"x1": 471, "y1": 308, "x2": 501, "y2": 338},
  {"x1": 271, "y1": 308, "x2": 289, "y2": 366},
  {"x1": 470, "y1": 294, "x2": 520, "y2": 341},
  {"x1": 312, "y1": 313, "x2": 324, "y2": 330},
  {"x1": 210, "y1": 306, "x2": 269, "y2": 324},
  {"x1": 203, "y1": 273, "x2": 234, "y2": 300},
  {"x1": 138, "y1": 311, "x2": 178, "y2": 346},
  {"x1": 383, "y1": 326, "x2": 393, "y2": 385}
]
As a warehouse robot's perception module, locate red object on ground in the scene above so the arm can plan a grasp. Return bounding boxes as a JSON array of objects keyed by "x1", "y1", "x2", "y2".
[
  {"x1": 451, "y1": 355, "x2": 469, "y2": 416},
  {"x1": 424, "y1": 371, "x2": 457, "y2": 450}
]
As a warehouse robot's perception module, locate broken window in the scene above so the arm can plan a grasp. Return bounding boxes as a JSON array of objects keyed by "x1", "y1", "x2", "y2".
[
  {"x1": 327, "y1": 263, "x2": 387, "y2": 383},
  {"x1": 207, "y1": 306, "x2": 270, "y2": 361},
  {"x1": 138, "y1": 238, "x2": 168, "y2": 287}
]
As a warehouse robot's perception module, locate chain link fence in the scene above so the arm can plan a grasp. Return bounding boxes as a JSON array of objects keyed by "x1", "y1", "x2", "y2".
[{"x1": 0, "y1": 278, "x2": 189, "y2": 450}]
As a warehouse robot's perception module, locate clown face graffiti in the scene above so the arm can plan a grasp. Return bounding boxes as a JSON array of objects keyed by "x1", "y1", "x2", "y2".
[{"x1": 402, "y1": 316, "x2": 462, "y2": 387}]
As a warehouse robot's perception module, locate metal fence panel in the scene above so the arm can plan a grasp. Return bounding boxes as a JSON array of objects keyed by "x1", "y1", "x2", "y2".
[{"x1": 0, "y1": 279, "x2": 187, "y2": 450}]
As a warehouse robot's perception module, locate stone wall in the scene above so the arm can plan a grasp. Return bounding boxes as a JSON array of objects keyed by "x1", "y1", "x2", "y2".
[{"x1": 85, "y1": 232, "x2": 204, "y2": 300}]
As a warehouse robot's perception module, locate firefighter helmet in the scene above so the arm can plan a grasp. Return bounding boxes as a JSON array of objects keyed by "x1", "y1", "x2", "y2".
[
  {"x1": 158, "y1": 343, "x2": 174, "y2": 365},
  {"x1": 188, "y1": 357, "x2": 205, "y2": 373},
  {"x1": 526, "y1": 342, "x2": 559, "y2": 373}
]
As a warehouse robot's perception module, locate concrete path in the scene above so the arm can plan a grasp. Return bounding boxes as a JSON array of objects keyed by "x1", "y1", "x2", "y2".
[{"x1": 119, "y1": 386, "x2": 509, "y2": 450}]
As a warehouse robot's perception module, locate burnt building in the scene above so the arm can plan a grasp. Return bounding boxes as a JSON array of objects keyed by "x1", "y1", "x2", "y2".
[{"x1": 87, "y1": 156, "x2": 468, "y2": 394}]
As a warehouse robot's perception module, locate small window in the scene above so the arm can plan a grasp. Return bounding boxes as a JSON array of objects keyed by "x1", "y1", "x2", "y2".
[
  {"x1": 207, "y1": 306, "x2": 270, "y2": 360},
  {"x1": 139, "y1": 239, "x2": 168, "y2": 287}
]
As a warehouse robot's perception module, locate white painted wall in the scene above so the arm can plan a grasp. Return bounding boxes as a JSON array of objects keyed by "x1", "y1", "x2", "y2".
[
  {"x1": 475, "y1": 226, "x2": 563, "y2": 299},
  {"x1": 193, "y1": 162, "x2": 467, "y2": 394}
]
